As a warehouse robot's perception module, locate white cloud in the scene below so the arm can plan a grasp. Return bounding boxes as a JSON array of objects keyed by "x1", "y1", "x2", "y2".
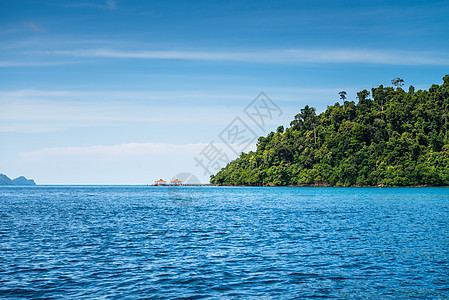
[
  {"x1": 4, "y1": 40, "x2": 448, "y2": 67},
  {"x1": 43, "y1": 48, "x2": 449, "y2": 66}
]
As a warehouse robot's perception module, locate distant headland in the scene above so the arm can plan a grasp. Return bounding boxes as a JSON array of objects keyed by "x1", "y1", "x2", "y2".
[{"x1": 0, "y1": 173, "x2": 36, "y2": 186}]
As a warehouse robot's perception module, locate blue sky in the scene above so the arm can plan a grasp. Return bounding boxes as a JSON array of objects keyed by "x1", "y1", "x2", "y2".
[{"x1": 1, "y1": 0, "x2": 448, "y2": 184}]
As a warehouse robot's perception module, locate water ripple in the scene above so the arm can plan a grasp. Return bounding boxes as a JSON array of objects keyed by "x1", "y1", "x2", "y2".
[{"x1": 1, "y1": 186, "x2": 449, "y2": 298}]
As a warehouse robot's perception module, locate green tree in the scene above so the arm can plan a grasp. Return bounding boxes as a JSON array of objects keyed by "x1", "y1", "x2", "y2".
[
  {"x1": 290, "y1": 105, "x2": 317, "y2": 132},
  {"x1": 211, "y1": 75, "x2": 449, "y2": 187},
  {"x1": 392, "y1": 77, "x2": 404, "y2": 89}
]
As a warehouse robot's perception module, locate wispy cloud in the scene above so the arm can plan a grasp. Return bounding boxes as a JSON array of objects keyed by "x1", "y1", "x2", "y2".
[
  {"x1": 0, "y1": 123, "x2": 67, "y2": 133},
  {"x1": 0, "y1": 89, "x2": 253, "y2": 102},
  {"x1": 43, "y1": 48, "x2": 449, "y2": 66},
  {"x1": 25, "y1": 21, "x2": 46, "y2": 33},
  {"x1": 0, "y1": 60, "x2": 85, "y2": 67},
  {"x1": 62, "y1": 0, "x2": 118, "y2": 10},
  {"x1": 105, "y1": 0, "x2": 117, "y2": 10},
  {"x1": 0, "y1": 98, "x2": 225, "y2": 123},
  {"x1": 19, "y1": 142, "x2": 209, "y2": 158},
  {"x1": 0, "y1": 87, "x2": 365, "y2": 133},
  {"x1": 0, "y1": 89, "x2": 253, "y2": 132}
]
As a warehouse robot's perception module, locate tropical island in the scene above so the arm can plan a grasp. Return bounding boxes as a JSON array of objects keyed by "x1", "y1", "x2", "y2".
[{"x1": 211, "y1": 75, "x2": 449, "y2": 186}]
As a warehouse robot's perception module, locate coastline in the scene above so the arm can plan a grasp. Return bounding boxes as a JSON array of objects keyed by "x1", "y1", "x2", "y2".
[{"x1": 210, "y1": 183, "x2": 449, "y2": 188}]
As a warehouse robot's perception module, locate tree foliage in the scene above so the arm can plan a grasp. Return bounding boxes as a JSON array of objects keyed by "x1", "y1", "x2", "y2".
[
  {"x1": 210, "y1": 75, "x2": 449, "y2": 186},
  {"x1": 392, "y1": 77, "x2": 404, "y2": 89}
]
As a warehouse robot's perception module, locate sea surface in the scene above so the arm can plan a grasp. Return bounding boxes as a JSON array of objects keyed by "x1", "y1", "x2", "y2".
[{"x1": 1, "y1": 186, "x2": 449, "y2": 299}]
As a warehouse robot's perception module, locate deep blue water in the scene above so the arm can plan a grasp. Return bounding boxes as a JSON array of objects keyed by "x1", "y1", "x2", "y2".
[{"x1": 1, "y1": 186, "x2": 449, "y2": 299}]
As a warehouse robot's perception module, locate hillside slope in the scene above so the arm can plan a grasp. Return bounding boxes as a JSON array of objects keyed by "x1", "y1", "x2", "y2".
[
  {"x1": 211, "y1": 75, "x2": 449, "y2": 186},
  {"x1": 0, "y1": 173, "x2": 36, "y2": 186}
]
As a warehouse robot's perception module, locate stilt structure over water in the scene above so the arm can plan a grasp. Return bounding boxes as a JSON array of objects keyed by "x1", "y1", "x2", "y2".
[
  {"x1": 154, "y1": 179, "x2": 167, "y2": 186},
  {"x1": 170, "y1": 179, "x2": 182, "y2": 185}
]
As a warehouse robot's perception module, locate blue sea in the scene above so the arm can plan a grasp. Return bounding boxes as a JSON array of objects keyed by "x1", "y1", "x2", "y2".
[{"x1": 1, "y1": 186, "x2": 449, "y2": 299}]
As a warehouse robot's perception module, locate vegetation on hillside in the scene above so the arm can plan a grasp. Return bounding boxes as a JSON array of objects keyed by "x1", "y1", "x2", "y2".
[{"x1": 210, "y1": 75, "x2": 449, "y2": 186}]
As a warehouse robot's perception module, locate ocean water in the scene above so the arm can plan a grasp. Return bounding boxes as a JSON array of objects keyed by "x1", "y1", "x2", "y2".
[{"x1": 1, "y1": 186, "x2": 449, "y2": 299}]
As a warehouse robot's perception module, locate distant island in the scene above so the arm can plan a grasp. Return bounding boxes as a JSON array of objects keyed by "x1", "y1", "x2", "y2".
[
  {"x1": 0, "y1": 173, "x2": 36, "y2": 186},
  {"x1": 211, "y1": 75, "x2": 449, "y2": 187}
]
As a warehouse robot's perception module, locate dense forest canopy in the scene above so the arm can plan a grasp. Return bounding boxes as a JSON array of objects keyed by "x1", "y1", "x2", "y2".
[{"x1": 210, "y1": 75, "x2": 449, "y2": 186}]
